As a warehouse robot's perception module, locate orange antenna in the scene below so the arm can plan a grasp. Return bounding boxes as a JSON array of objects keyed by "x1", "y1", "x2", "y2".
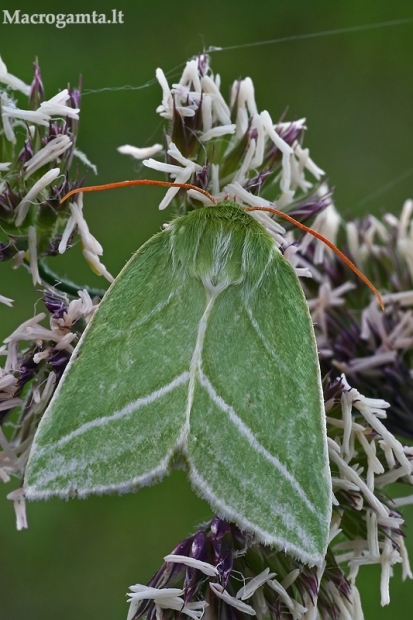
[
  {"x1": 60, "y1": 180, "x2": 217, "y2": 205},
  {"x1": 245, "y1": 205, "x2": 384, "y2": 310}
]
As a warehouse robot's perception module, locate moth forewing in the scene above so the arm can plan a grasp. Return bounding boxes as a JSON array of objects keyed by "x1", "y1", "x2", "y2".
[
  {"x1": 24, "y1": 201, "x2": 331, "y2": 565},
  {"x1": 24, "y1": 231, "x2": 204, "y2": 497},
  {"x1": 185, "y1": 223, "x2": 331, "y2": 564}
]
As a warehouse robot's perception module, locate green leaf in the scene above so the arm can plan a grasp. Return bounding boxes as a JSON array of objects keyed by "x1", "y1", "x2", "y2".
[{"x1": 24, "y1": 201, "x2": 331, "y2": 565}]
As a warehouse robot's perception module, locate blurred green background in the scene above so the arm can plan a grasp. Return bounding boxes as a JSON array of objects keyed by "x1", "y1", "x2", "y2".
[{"x1": 1, "y1": 0, "x2": 413, "y2": 618}]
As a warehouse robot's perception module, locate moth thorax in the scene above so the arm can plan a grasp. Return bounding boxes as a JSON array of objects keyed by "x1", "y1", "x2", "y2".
[{"x1": 170, "y1": 204, "x2": 276, "y2": 295}]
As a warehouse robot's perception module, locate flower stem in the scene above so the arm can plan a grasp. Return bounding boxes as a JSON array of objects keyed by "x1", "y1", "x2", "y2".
[{"x1": 37, "y1": 259, "x2": 107, "y2": 298}]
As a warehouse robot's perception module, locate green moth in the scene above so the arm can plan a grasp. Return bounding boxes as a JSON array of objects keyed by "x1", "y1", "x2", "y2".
[{"x1": 24, "y1": 200, "x2": 331, "y2": 566}]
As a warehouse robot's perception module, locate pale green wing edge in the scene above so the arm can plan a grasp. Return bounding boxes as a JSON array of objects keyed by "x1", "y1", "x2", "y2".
[
  {"x1": 185, "y1": 252, "x2": 332, "y2": 566},
  {"x1": 24, "y1": 231, "x2": 205, "y2": 500}
]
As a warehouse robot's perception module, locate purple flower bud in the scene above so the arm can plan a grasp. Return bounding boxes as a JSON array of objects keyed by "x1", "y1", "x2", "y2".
[
  {"x1": 29, "y1": 62, "x2": 45, "y2": 108},
  {"x1": 195, "y1": 165, "x2": 210, "y2": 190},
  {"x1": 18, "y1": 353, "x2": 37, "y2": 388},
  {"x1": 17, "y1": 138, "x2": 35, "y2": 165},
  {"x1": 190, "y1": 531, "x2": 208, "y2": 561},
  {"x1": 170, "y1": 535, "x2": 194, "y2": 558},
  {"x1": 288, "y1": 187, "x2": 335, "y2": 223},
  {"x1": 277, "y1": 120, "x2": 306, "y2": 146},
  {"x1": 210, "y1": 518, "x2": 233, "y2": 585},
  {"x1": 43, "y1": 290, "x2": 68, "y2": 319},
  {"x1": 197, "y1": 54, "x2": 210, "y2": 78},
  {"x1": 48, "y1": 121, "x2": 68, "y2": 139},
  {"x1": 69, "y1": 86, "x2": 82, "y2": 111},
  {"x1": 49, "y1": 350, "x2": 71, "y2": 380},
  {"x1": 244, "y1": 169, "x2": 271, "y2": 195},
  {"x1": 182, "y1": 531, "x2": 210, "y2": 602},
  {"x1": 0, "y1": 184, "x2": 25, "y2": 218}
]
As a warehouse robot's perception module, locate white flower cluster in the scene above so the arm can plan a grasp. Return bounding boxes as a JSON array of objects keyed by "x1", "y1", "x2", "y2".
[
  {"x1": 0, "y1": 57, "x2": 107, "y2": 306},
  {"x1": 58, "y1": 192, "x2": 114, "y2": 282},
  {"x1": 308, "y1": 199, "x2": 413, "y2": 372},
  {"x1": 0, "y1": 55, "x2": 78, "y2": 148},
  {"x1": 127, "y1": 548, "x2": 360, "y2": 620},
  {"x1": 328, "y1": 376, "x2": 412, "y2": 608},
  {"x1": 127, "y1": 585, "x2": 207, "y2": 620},
  {"x1": 118, "y1": 57, "x2": 326, "y2": 219},
  {"x1": 117, "y1": 57, "x2": 344, "y2": 281},
  {"x1": 0, "y1": 289, "x2": 97, "y2": 528}
]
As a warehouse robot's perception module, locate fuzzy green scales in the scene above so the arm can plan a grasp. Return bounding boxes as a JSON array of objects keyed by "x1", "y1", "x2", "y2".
[{"x1": 25, "y1": 201, "x2": 331, "y2": 565}]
